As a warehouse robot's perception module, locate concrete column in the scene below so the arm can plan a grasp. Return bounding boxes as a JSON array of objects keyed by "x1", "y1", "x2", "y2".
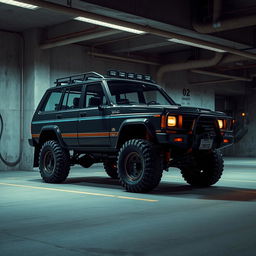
[
  {"x1": 21, "y1": 29, "x2": 50, "y2": 170},
  {"x1": 0, "y1": 32, "x2": 22, "y2": 170}
]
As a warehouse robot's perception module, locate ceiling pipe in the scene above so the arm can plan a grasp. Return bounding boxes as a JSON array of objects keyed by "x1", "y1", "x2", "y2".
[
  {"x1": 216, "y1": 63, "x2": 256, "y2": 71},
  {"x1": 194, "y1": 14, "x2": 256, "y2": 33},
  {"x1": 40, "y1": 30, "x2": 120, "y2": 49},
  {"x1": 191, "y1": 69, "x2": 253, "y2": 81},
  {"x1": 190, "y1": 78, "x2": 236, "y2": 86},
  {"x1": 220, "y1": 54, "x2": 248, "y2": 64},
  {"x1": 156, "y1": 52, "x2": 252, "y2": 84},
  {"x1": 156, "y1": 52, "x2": 223, "y2": 83},
  {"x1": 20, "y1": 0, "x2": 256, "y2": 61},
  {"x1": 193, "y1": 0, "x2": 256, "y2": 33},
  {"x1": 88, "y1": 51, "x2": 161, "y2": 66}
]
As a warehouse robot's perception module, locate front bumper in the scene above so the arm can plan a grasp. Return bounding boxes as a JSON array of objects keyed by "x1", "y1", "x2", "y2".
[
  {"x1": 156, "y1": 131, "x2": 233, "y2": 150},
  {"x1": 156, "y1": 133, "x2": 190, "y2": 149}
]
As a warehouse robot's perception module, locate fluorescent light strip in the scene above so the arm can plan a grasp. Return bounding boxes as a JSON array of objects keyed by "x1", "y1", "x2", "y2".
[
  {"x1": 74, "y1": 16, "x2": 145, "y2": 35},
  {"x1": 0, "y1": 0, "x2": 38, "y2": 9},
  {"x1": 168, "y1": 38, "x2": 226, "y2": 53}
]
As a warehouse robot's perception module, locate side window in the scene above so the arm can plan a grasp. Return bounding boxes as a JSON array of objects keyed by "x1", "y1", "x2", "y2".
[
  {"x1": 85, "y1": 83, "x2": 107, "y2": 108},
  {"x1": 42, "y1": 91, "x2": 62, "y2": 112},
  {"x1": 118, "y1": 92, "x2": 139, "y2": 104},
  {"x1": 61, "y1": 86, "x2": 82, "y2": 110}
]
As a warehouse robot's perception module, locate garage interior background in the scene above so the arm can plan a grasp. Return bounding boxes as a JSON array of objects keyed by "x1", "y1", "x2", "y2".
[{"x1": 1, "y1": 0, "x2": 256, "y2": 171}]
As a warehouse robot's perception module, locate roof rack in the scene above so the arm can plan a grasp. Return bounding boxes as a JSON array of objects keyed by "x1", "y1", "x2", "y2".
[{"x1": 55, "y1": 72, "x2": 104, "y2": 86}]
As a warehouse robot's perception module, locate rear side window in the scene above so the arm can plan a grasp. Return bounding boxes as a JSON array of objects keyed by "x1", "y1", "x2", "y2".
[
  {"x1": 42, "y1": 91, "x2": 62, "y2": 112},
  {"x1": 61, "y1": 86, "x2": 83, "y2": 110},
  {"x1": 85, "y1": 83, "x2": 107, "y2": 108}
]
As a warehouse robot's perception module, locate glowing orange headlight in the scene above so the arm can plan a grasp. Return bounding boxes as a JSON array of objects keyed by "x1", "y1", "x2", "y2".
[
  {"x1": 218, "y1": 119, "x2": 224, "y2": 129},
  {"x1": 167, "y1": 116, "x2": 177, "y2": 127}
]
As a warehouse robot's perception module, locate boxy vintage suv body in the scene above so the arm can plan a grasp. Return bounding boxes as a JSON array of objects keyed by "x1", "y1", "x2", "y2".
[{"x1": 29, "y1": 71, "x2": 234, "y2": 193}]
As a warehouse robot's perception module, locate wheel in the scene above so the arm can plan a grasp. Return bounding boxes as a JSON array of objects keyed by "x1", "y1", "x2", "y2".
[
  {"x1": 180, "y1": 149, "x2": 223, "y2": 187},
  {"x1": 103, "y1": 160, "x2": 118, "y2": 179},
  {"x1": 39, "y1": 140, "x2": 70, "y2": 183},
  {"x1": 117, "y1": 139, "x2": 163, "y2": 193}
]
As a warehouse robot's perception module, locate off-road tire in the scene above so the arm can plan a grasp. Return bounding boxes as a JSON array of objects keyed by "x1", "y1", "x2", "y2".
[
  {"x1": 180, "y1": 149, "x2": 223, "y2": 187},
  {"x1": 103, "y1": 160, "x2": 118, "y2": 179},
  {"x1": 39, "y1": 140, "x2": 70, "y2": 183},
  {"x1": 118, "y1": 139, "x2": 163, "y2": 193}
]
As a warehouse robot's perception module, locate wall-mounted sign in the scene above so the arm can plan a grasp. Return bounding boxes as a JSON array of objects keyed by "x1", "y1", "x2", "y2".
[
  {"x1": 183, "y1": 88, "x2": 190, "y2": 97},
  {"x1": 182, "y1": 88, "x2": 191, "y2": 105}
]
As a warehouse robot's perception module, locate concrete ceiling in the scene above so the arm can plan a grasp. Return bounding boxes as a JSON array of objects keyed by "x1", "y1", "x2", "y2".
[{"x1": 1, "y1": 0, "x2": 256, "y2": 92}]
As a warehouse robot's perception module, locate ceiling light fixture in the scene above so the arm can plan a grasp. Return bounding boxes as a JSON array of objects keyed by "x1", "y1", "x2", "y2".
[
  {"x1": 168, "y1": 38, "x2": 226, "y2": 53},
  {"x1": 0, "y1": 0, "x2": 38, "y2": 9},
  {"x1": 74, "y1": 16, "x2": 145, "y2": 35}
]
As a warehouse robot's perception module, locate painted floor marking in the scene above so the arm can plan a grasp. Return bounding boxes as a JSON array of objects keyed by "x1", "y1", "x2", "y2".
[{"x1": 0, "y1": 182, "x2": 158, "y2": 202}]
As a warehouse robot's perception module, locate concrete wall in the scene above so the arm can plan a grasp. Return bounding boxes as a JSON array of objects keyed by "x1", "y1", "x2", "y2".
[
  {"x1": 224, "y1": 90, "x2": 256, "y2": 157},
  {"x1": 49, "y1": 45, "x2": 151, "y2": 85},
  {"x1": 163, "y1": 71, "x2": 215, "y2": 110}
]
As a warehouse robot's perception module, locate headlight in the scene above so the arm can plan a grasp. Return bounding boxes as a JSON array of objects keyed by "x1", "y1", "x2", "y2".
[
  {"x1": 218, "y1": 119, "x2": 224, "y2": 129},
  {"x1": 167, "y1": 116, "x2": 177, "y2": 127}
]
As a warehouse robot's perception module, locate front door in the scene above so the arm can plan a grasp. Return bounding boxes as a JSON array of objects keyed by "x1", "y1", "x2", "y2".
[{"x1": 78, "y1": 83, "x2": 111, "y2": 147}]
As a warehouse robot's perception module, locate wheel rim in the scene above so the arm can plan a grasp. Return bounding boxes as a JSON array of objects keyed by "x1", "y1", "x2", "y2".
[
  {"x1": 124, "y1": 152, "x2": 144, "y2": 181},
  {"x1": 43, "y1": 150, "x2": 56, "y2": 174}
]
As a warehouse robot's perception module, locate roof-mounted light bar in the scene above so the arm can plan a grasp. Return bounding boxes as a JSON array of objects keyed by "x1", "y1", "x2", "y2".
[
  {"x1": 107, "y1": 70, "x2": 153, "y2": 82},
  {"x1": 0, "y1": 0, "x2": 38, "y2": 10},
  {"x1": 168, "y1": 38, "x2": 226, "y2": 53},
  {"x1": 74, "y1": 16, "x2": 145, "y2": 34}
]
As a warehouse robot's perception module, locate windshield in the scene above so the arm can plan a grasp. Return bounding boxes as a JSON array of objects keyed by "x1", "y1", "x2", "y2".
[{"x1": 107, "y1": 81, "x2": 175, "y2": 106}]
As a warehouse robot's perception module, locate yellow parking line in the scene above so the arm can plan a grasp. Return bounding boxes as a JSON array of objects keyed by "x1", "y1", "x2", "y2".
[{"x1": 0, "y1": 182, "x2": 158, "y2": 203}]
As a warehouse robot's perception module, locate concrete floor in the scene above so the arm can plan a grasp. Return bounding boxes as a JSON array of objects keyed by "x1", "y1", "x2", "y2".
[{"x1": 0, "y1": 158, "x2": 256, "y2": 256}]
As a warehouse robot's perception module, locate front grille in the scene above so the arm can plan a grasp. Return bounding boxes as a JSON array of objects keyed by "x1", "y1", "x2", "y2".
[
  {"x1": 182, "y1": 115, "x2": 195, "y2": 131},
  {"x1": 195, "y1": 117, "x2": 217, "y2": 136}
]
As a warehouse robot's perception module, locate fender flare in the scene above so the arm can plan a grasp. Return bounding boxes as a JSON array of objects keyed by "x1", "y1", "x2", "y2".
[
  {"x1": 39, "y1": 125, "x2": 66, "y2": 148},
  {"x1": 116, "y1": 118, "x2": 157, "y2": 147}
]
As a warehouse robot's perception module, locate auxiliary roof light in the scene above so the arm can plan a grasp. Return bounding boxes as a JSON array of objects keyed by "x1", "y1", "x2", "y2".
[
  {"x1": 0, "y1": 0, "x2": 38, "y2": 10},
  {"x1": 74, "y1": 16, "x2": 146, "y2": 34},
  {"x1": 107, "y1": 70, "x2": 152, "y2": 82}
]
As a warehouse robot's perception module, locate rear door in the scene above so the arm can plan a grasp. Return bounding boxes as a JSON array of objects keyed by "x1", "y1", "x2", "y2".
[
  {"x1": 56, "y1": 86, "x2": 83, "y2": 147},
  {"x1": 33, "y1": 88, "x2": 63, "y2": 140},
  {"x1": 78, "y1": 82, "x2": 111, "y2": 147}
]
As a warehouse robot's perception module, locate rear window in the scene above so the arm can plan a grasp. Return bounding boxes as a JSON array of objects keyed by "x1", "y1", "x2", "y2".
[{"x1": 41, "y1": 91, "x2": 62, "y2": 112}]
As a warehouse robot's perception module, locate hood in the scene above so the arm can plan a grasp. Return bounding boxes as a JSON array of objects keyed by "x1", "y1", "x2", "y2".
[
  {"x1": 124, "y1": 104, "x2": 227, "y2": 117},
  {"x1": 166, "y1": 105, "x2": 226, "y2": 117}
]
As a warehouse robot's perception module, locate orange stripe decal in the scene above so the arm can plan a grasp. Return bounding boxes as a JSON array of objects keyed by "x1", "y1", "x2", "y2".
[
  {"x1": 33, "y1": 132, "x2": 119, "y2": 139},
  {"x1": 61, "y1": 132, "x2": 119, "y2": 138},
  {"x1": 78, "y1": 132, "x2": 109, "y2": 137},
  {"x1": 62, "y1": 133, "x2": 78, "y2": 138}
]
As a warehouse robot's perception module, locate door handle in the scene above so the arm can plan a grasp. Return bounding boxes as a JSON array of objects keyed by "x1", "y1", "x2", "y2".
[
  {"x1": 56, "y1": 114, "x2": 63, "y2": 119},
  {"x1": 80, "y1": 112, "x2": 87, "y2": 117}
]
